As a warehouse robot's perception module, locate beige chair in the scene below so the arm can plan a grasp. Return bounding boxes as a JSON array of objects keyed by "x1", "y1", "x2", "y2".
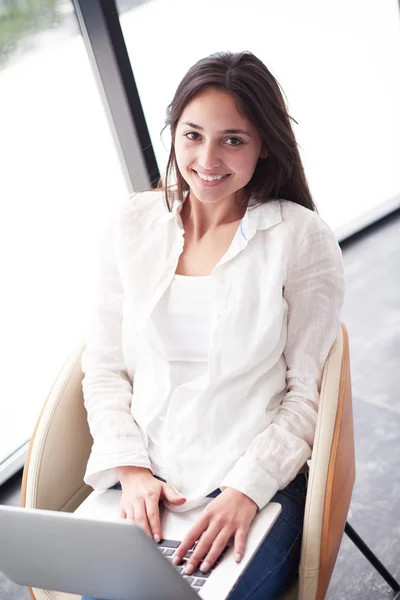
[
  {"x1": 280, "y1": 322, "x2": 355, "y2": 600},
  {"x1": 21, "y1": 323, "x2": 398, "y2": 600}
]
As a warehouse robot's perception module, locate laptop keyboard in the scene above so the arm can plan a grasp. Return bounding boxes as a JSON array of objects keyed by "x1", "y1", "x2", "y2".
[{"x1": 157, "y1": 539, "x2": 231, "y2": 593}]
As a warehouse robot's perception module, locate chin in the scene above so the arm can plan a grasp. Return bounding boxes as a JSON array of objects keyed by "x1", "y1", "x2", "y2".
[
  {"x1": 197, "y1": 197, "x2": 226, "y2": 205},
  {"x1": 192, "y1": 189, "x2": 232, "y2": 205},
  {"x1": 188, "y1": 181, "x2": 239, "y2": 205}
]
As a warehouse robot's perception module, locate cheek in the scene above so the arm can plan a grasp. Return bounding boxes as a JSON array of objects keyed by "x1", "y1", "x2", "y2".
[
  {"x1": 175, "y1": 139, "x2": 194, "y2": 168},
  {"x1": 229, "y1": 150, "x2": 260, "y2": 177}
]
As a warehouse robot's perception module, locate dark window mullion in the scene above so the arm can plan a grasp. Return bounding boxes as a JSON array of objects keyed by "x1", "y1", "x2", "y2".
[{"x1": 72, "y1": 0, "x2": 160, "y2": 191}]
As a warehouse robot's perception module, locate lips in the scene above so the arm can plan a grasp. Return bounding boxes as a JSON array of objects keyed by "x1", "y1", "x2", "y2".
[
  {"x1": 196, "y1": 171, "x2": 228, "y2": 182},
  {"x1": 192, "y1": 169, "x2": 230, "y2": 186}
]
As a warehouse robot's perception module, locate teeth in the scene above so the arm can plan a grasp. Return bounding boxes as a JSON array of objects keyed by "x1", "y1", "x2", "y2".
[{"x1": 196, "y1": 172, "x2": 227, "y2": 182}]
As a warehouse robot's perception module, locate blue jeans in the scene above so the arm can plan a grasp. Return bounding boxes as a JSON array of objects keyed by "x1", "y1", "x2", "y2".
[
  {"x1": 82, "y1": 472, "x2": 307, "y2": 600},
  {"x1": 227, "y1": 472, "x2": 307, "y2": 599}
]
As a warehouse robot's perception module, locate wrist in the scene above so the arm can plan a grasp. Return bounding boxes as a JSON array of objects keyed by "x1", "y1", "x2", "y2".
[
  {"x1": 224, "y1": 486, "x2": 258, "y2": 508},
  {"x1": 116, "y1": 465, "x2": 151, "y2": 483}
]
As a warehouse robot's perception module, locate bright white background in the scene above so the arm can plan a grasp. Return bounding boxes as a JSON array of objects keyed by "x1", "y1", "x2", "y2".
[
  {"x1": 0, "y1": 0, "x2": 399, "y2": 466},
  {"x1": 121, "y1": 0, "x2": 400, "y2": 232},
  {"x1": 0, "y1": 6, "x2": 127, "y2": 464}
]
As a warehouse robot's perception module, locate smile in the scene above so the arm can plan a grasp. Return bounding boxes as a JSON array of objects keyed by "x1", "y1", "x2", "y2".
[
  {"x1": 193, "y1": 170, "x2": 230, "y2": 186},
  {"x1": 197, "y1": 172, "x2": 227, "y2": 182}
]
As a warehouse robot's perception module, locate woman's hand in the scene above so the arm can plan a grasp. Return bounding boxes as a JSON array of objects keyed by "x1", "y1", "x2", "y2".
[
  {"x1": 117, "y1": 466, "x2": 186, "y2": 542},
  {"x1": 173, "y1": 487, "x2": 258, "y2": 575}
]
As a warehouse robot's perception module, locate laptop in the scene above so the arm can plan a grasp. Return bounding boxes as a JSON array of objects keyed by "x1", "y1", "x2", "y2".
[{"x1": 0, "y1": 489, "x2": 281, "y2": 600}]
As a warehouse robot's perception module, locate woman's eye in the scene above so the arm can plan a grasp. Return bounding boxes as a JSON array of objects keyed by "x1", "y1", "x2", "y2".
[
  {"x1": 225, "y1": 137, "x2": 243, "y2": 146},
  {"x1": 185, "y1": 131, "x2": 200, "y2": 141}
]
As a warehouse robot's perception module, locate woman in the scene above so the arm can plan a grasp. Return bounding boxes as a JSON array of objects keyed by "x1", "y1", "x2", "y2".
[{"x1": 81, "y1": 51, "x2": 344, "y2": 600}]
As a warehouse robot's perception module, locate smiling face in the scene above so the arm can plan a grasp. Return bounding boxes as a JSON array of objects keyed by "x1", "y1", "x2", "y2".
[{"x1": 174, "y1": 87, "x2": 265, "y2": 206}]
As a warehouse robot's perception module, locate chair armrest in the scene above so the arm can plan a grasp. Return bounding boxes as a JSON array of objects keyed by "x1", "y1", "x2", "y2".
[{"x1": 21, "y1": 342, "x2": 92, "y2": 513}]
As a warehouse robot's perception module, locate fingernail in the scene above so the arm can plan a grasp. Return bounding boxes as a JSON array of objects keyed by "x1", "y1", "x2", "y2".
[
  {"x1": 235, "y1": 553, "x2": 241, "y2": 563},
  {"x1": 153, "y1": 534, "x2": 160, "y2": 543},
  {"x1": 172, "y1": 556, "x2": 180, "y2": 566},
  {"x1": 200, "y1": 561, "x2": 210, "y2": 573},
  {"x1": 185, "y1": 563, "x2": 194, "y2": 575}
]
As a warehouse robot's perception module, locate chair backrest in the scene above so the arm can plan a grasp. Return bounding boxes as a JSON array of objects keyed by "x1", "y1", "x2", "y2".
[
  {"x1": 298, "y1": 323, "x2": 355, "y2": 600},
  {"x1": 21, "y1": 342, "x2": 92, "y2": 513}
]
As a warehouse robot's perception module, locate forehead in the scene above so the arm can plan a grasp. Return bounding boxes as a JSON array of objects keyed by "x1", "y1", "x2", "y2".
[{"x1": 179, "y1": 87, "x2": 251, "y2": 127}]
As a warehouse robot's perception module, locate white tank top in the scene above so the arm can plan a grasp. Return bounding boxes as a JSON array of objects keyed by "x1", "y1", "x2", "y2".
[
  {"x1": 148, "y1": 275, "x2": 213, "y2": 472},
  {"x1": 152, "y1": 274, "x2": 213, "y2": 362}
]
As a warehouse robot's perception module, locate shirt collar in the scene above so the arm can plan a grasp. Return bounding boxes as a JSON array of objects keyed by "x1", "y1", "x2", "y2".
[
  {"x1": 159, "y1": 191, "x2": 282, "y2": 236},
  {"x1": 158, "y1": 190, "x2": 187, "y2": 226},
  {"x1": 239, "y1": 198, "x2": 282, "y2": 242}
]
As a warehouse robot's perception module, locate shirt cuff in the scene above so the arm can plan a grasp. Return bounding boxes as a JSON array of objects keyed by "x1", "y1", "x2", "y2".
[
  {"x1": 84, "y1": 447, "x2": 153, "y2": 491},
  {"x1": 220, "y1": 455, "x2": 279, "y2": 510}
]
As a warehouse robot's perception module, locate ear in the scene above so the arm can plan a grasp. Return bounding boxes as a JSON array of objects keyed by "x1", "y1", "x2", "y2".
[{"x1": 259, "y1": 148, "x2": 269, "y2": 159}]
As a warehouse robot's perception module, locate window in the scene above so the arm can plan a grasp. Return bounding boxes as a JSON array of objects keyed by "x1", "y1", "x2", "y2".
[
  {"x1": 117, "y1": 0, "x2": 400, "y2": 236},
  {"x1": 0, "y1": 0, "x2": 127, "y2": 480}
]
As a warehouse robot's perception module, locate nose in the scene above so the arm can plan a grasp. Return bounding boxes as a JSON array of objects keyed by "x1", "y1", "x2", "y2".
[{"x1": 198, "y1": 141, "x2": 221, "y2": 171}]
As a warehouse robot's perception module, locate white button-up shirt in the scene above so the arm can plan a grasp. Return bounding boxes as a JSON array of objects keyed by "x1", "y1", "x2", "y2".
[{"x1": 82, "y1": 191, "x2": 345, "y2": 511}]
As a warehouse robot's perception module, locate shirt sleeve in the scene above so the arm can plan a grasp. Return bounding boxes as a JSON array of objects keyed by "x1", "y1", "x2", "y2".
[
  {"x1": 220, "y1": 214, "x2": 345, "y2": 509},
  {"x1": 82, "y1": 203, "x2": 152, "y2": 491}
]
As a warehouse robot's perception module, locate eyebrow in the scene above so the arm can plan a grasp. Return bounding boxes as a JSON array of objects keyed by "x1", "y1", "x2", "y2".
[{"x1": 181, "y1": 121, "x2": 251, "y2": 136}]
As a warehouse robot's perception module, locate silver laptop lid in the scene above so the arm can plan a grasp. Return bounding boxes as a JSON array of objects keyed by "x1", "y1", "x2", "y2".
[{"x1": 0, "y1": 504, "x2": 198, "y2": 600}]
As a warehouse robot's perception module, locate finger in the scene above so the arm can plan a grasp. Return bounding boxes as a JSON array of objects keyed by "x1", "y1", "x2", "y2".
[
  {"x1": 199, "y1": 528, "x2": 232, "y2": 572},
  {"x1": 144, "y1": 494, "x2": 162, "y2": 542},
  {"x1": 162, "y1": 483, "x2": 187, "y2": 505},
  {"x1": 125, "y1": 504, "x2": 135, "y2": 521},
  {"x1": 133, "y1": 498, "x2": 152, "y2": 538},
  {"x1": 184, "y1": 527, "x2": 220, "y2": 575},
  {"x1": 173, "y1": 518, "x2": 208, "y2": 566},
  {"x1": 119, "y1": 503, "x2": 134, "y2": 520},
  {"x1": 234, "y1": 527, "x2": 248, "y2": 563}
]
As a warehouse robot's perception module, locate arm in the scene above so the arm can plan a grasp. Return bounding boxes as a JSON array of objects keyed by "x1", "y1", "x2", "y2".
[
  {"x1": 82, "y1": 204, "x2": 152, "y2": 491},
  {"x1": 220, "y1": 215, "x2": 345, "y2": 509}
]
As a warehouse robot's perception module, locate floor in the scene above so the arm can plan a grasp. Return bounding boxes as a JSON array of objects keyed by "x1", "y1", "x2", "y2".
[{"x1": 1, "y1": 210, "x2": 400, "y2": 600}]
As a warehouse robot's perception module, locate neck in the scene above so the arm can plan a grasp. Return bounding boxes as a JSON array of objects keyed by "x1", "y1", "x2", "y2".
[{"x1": 182, "y1": 191, "x2": 247, "y2": 239}]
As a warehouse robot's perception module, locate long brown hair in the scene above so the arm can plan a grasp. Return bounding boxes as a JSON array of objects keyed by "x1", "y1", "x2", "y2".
[{"x1": 160, "y1": 51, "x2": 316, "y2": 213}]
